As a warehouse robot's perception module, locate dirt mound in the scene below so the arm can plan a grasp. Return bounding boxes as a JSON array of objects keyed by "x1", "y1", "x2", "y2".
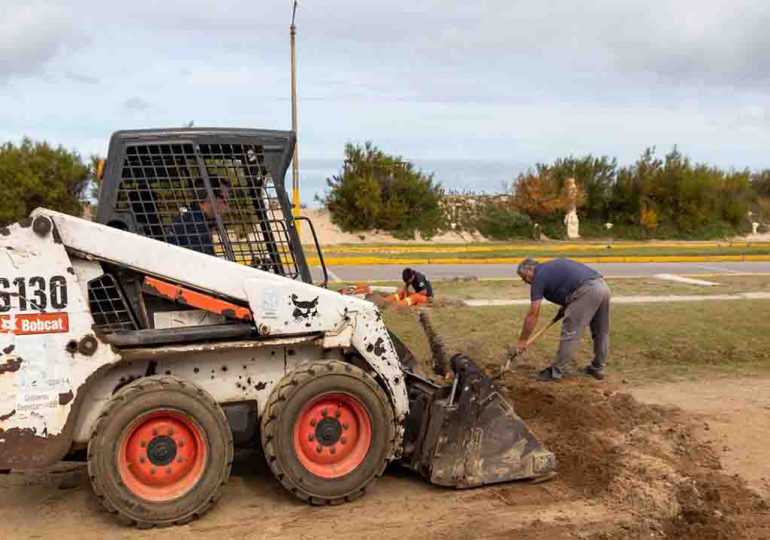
[{"x1": 497, "y1": 373, "x2": 769, "y2": 539}]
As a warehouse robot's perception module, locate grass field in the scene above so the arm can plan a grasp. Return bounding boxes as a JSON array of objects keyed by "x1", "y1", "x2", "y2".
[{"x1": 382, "y1": 286, "x2": 770, "y2": 382}]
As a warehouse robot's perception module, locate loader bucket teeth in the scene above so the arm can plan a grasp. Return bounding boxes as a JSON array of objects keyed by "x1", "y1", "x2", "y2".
[{"x1": 401, "y1": 354, "x2": 556, "y2": 487}]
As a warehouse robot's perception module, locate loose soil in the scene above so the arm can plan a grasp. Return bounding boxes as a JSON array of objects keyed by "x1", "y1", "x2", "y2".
[{"x1": 2, "y1": 372, "x2": 768, "y2": 539}]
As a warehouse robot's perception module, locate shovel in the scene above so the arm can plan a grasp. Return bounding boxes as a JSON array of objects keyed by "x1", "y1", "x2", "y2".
[{"x1": 495, "y1": 308, "x2": 565, "y2": 379}]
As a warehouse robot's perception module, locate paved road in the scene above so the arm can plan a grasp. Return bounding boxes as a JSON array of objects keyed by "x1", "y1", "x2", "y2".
[{"x1": 322, "y1": 261, "x2": 770, "y2": 282}]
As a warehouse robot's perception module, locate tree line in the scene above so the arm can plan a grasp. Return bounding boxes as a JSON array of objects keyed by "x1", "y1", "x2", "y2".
[
  {"x1": 1, "y1": 137, "x2": 769, "y2": 241},
  {"x1": 324, "y1": 143, "x2": 770, "y2": 240}
]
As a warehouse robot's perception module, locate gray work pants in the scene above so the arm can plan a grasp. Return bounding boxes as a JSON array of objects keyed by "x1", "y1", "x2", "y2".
[{"x1": 550, "y1": 278, "x2": 611, "y2": 374}]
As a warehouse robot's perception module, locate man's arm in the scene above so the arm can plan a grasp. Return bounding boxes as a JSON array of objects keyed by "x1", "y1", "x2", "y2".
[
  {"x1": 400, "y1": 281, "x2": 411, "y2": 298},
  {"x1": 517, "y1": 300, "x2": 542, "y2": 351}
]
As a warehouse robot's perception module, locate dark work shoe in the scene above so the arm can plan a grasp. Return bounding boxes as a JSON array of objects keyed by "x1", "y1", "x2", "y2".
[
  {"x1": 529, "y1": 367, "x2": 562, "y2": 383},
  {"x1": 581, "y1": 365, "x2": 605, "y2": 380}
]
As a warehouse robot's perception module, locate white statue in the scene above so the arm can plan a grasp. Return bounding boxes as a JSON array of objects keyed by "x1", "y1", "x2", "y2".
[
  {"x1": 565, "y1": 210, "x2": 580, "y2": 239},
  {"x1": 564, "y1": 177, "x2": 580, "y2": 239}
]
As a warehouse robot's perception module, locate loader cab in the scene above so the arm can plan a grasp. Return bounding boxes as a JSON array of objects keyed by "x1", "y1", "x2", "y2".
[{"x1": 95, "y1": 128, "x2": 325, "y2": 285}]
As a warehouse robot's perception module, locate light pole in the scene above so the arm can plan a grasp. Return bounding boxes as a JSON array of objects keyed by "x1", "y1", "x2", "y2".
[{"x1": 290, "y1": 1, "x2": 300, "y2": 219}]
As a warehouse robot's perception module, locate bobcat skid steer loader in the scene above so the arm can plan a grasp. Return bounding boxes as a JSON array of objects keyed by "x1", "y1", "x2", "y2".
[{"x1": 0, "y1": 128, "x2": 555, "y2": 527}]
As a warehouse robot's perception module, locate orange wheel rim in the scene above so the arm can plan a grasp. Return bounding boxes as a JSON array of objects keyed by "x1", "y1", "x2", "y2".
[
  {"x1": 117, "y1": 409, "x2": 207, "y2": 502},
  {"x1": 293, "y1": 392, "x2": 372, "y2": 479}
]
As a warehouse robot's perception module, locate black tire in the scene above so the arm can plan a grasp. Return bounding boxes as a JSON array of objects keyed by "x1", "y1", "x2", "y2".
[
  {"x1": 261, "y1": 360, "x2": 395, "y2": 505},
  {"x1": 87, "y1": 376, "x2": 233, "y2": 528}
]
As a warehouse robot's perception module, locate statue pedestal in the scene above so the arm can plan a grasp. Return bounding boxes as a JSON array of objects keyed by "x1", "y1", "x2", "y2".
[{"x1": 565, "y1": 210, "x2": 580, "y2": 239}]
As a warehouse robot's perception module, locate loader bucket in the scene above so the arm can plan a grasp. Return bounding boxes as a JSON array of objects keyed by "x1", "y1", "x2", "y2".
[{"x1": 401, "y1": 354, "x2": 556, "y2": 487}]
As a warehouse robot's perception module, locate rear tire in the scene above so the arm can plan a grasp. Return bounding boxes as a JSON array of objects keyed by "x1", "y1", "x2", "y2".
[
  {"x1": 87, "y1": 376, "x2": 233, "y2": 528},
  {"x1": 261, "y1": 360, "x2": 395, "y2": 504}
]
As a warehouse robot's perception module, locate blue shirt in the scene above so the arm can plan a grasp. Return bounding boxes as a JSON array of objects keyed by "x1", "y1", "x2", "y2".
[
  {"x1": 170, "y1": 205, "x2": 216, "y2": 256},
  {"x1": 530, "y1": 258, "x2": 600, "y2": 306},
  {"x1": 411, "y1": 271, "x2": 433, "y2": 297}
]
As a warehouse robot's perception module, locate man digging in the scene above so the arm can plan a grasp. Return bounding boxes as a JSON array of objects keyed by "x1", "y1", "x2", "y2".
[{"x1": 516, "y1": 257, "x2": 611, "y2": 382}]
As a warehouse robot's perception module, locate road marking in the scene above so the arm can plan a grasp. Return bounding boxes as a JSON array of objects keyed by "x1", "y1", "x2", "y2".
[
  {"x1": 654, "y1": 273, "x2": 719, "y2": 286},
  {"x1": 696, "y1": 264, "x2": 741, "y2": 274},
  {"x1": 324, "y1": 266, "x2": 342, "y2": 283}
]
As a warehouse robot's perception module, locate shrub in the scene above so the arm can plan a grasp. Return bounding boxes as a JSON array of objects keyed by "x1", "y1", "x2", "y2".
[
  {"x1": 474, "y1": 201, "x2": 532, "y2": 240},
  {"x1": 511, "y1": 147, "x2": 754, "y2": 239},
  {"x1": 322, "y1": 142, "x2": 444, "y2": 239},
  {"x1": 0, "y1": 138, "x2": 92, "y2": 226},
  {"x1": 512, "y1": 170, "x2": 576, "y2": 220}
]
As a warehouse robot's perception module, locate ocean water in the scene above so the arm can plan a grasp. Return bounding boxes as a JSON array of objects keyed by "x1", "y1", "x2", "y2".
[{"x1": 298, "y1": 158, "x2": 529, "y2": 207}]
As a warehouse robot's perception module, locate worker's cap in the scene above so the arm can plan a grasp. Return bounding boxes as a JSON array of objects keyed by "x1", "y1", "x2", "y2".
[
  {"x1": 516, "y1": 258, "x2": 538, "y2": 278},
  {"x1": 402, "y1": 267, "x2": 414, "y2": 282}
]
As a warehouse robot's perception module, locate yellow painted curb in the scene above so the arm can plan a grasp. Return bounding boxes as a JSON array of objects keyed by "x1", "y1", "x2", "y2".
[
  {"x1": 307, "y1": 254, "x2": 770, "y2": 265},
  {"x1": 320, "y1": 241, "x2": 770, "y2": 254}
]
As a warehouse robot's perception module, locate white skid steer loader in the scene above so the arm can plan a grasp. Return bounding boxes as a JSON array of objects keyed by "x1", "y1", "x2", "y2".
[{"x1": 0, "y1": 129, "x2": 555, "y2": 527}]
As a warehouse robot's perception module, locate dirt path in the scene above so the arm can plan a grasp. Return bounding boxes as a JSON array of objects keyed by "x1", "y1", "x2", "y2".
[
  {"x1": 2, "y1": 375, "x2": 769, "y2": 539},
  {"x1": 0, "y1": 459, "x2": 616, "y2": 540},
  {"x1": 631, "y1": 376, "x2": 770, "y2": 501}
]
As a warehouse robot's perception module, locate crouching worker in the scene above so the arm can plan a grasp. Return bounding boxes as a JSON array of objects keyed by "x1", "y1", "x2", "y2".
[
  {"x1": 387, "y1": 268, "x2": 433, "y2": 306},
  {"x1": 516, "y1": 257, "x2": 610, "y2": 382}
]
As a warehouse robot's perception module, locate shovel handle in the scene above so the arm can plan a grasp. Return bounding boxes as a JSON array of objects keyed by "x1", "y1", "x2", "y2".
[
  {"x1": 524, "y1": 309, "x2": 564, "y2": 347},
  {"x1": 496, "y1": 309, "x2": 564, "y2": 379}
]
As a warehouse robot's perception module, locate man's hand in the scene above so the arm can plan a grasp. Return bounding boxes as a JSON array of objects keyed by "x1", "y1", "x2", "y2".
[{"x1": 516, "y1": 340, "x2": 529, "y2": 354}]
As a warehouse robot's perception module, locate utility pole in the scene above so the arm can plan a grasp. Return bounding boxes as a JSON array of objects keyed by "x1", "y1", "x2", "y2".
[{"x1": 290, "y1": 1, "x2": 300, "y2": 220}]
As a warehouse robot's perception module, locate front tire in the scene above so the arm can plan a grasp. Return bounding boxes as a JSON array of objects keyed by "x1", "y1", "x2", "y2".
[
  {"x1": 87, "y1": 376, "x2": 233, "y2": 528},
  {"x1": 261, "y1": 360, "x2": 395, "y2": 504}
]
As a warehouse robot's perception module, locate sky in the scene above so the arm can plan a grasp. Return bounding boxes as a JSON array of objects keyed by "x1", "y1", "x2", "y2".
[{"x1": 3, "y1": 0, "x2": 770, "y2": 202}]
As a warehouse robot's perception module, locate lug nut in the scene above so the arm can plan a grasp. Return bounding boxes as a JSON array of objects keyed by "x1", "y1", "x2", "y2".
[
  {"x1": 176, "y1": 457, "x2": 183, "y2": 463},
  {"x1": 152, "y1": 428, "x2": 158, "y2": 436},
  {"x1": 335, "y1": 410, "x2": 341, "y2": 418},
  {"x1": 330, "y1": 447, "x2": 336, "y2": 455},
  {"x1": 342, "y1": 422, "x2": 349, "y2": 430},
  {"x1": 168, "y1": 428, "x2": 174, "y2": 436},
  {"x1": 315, "y1": 445, "x2": 322, "y2": 453},
  {"x1": 178, "y1": 439, "x2": 185, "y2": 447},
  {"x1": 309, "y1": 434, "x2": 315, "y2": 442},
  {"x1": 150, "y1": 468, "x2": 157, "y2": 475},
  {"x1": 140, "y1": 440, "x2": 147, "y2": 448},
  {"x1": 139, "y1": 456, "x2": 146, "y2": 464},
  {"x1": 166, "y1": 467, "x2": 172, "y2": 475},
  {"x1": 321, "y1": 409, "x2": 328, "y2": 417},
  {"x1": 310, "y1": 419, "x2": 317, "y2": 427},
  {"x1": 340, "y1": 437, "x2": 347, "y2": 444}
]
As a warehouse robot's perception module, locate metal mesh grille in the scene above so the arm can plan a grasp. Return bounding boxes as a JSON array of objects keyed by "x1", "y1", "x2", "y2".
[
  {"x1": 115, "y1": 142, "x2": 299, "y2": 278},
  {"x1": 88, "y1": 275, "x2": 138, "y2": 333}
]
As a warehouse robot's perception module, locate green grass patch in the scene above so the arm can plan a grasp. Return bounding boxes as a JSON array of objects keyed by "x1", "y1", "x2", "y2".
[{"x1": 383, "y1": 299, "x2": 770, "y2": 382}]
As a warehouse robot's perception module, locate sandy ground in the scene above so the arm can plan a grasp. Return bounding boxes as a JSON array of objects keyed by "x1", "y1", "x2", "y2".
[
  {"x1": 1, "y1": 375, "x2": 769, "y2": 540},
  {"x1": 298, "y1": 209, "x2": 487, "y2": 245},
  {"x1": 631, "y1": 376, "x2": 770, "y2": 501}
]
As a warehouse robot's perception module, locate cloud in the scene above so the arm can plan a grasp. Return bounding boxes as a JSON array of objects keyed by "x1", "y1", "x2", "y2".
[
  {"x1": 64, "y1": 71, "x2": 99, "y2": 85},
  {"x1": 124, "y1": 97, "x2": 150, "y2": 111},
  {"x1": 0, "y1": 2, "x2": 78, "y2": 81}
]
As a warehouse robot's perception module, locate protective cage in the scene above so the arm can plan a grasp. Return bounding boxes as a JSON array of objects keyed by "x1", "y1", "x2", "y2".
[{"x1": 96, "y1": 128, "x2": 312, "y2": 283}]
